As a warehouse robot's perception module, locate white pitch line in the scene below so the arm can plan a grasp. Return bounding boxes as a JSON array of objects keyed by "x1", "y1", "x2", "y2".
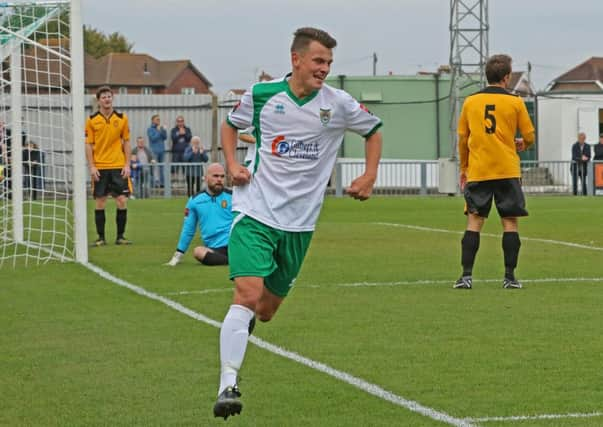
[
  {"x1": 165, "y1": 277, "x2": 603, "y2": 296},
  {"x1": 83, "y1": 262, "x2": 475, "y2": 427},
  {"x1": 465, "y1": 411, "x2": 603, "y2": 423},
  {"x1": 248, "y1": 337, "x2": 475, "y2": 427},
  {"x1": 373, "y1": 222, "x2": 603, "y2": 252},
  {"x1": 336, "y1": 277, "x2": 603, "y2": 287}
]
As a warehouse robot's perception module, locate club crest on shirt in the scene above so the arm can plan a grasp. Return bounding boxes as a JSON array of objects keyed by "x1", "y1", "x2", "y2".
[
  {"x1": 221, "y1": 200, "x2": 227, "y2": 209},
  {"x1": 319, "y1": 108, "x2": 331, "y2": 126}
]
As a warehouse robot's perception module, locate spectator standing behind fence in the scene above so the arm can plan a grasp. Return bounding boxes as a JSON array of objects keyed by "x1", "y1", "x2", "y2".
[
  {"x1": 129, "y1": 154, "x2": 141, "y2": 199},
  {"x1": 0, "y1": 121, "x2": 10, "y2": 197},
  {"x1": 131, "y1": 136, "x2": 155, "y2": 199},
  {"x1": 23, "y1": 142, "x2": 44, "y2": 200},
  {"x1": 1, "y1": 121, "x2": 27, "y2": 200},
  {"x1": 170, "y1": 115, "x2": 192, "y2": 177},
  {"x1": 571, "y1": 132, "x2": 591, "y2": 196},
  {"x1": 147, "y1": 114, "x2": 167, "y2": 188},
  {"x1": 0, "y1": 121, "x2": 7, "y2": 165},
  {"x1": 594, "y1": 133, "x2": 603, "y2": 161},
  {"x1": 183, "y1": 136, "x2": 208, "y2": 197}
]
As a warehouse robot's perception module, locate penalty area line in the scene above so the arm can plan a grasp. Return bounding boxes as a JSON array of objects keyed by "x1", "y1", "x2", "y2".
[
  {"x1": 373, "y1": 222, "x2": 603, "y2": 252},
  {"x1": 165, "y1": 277, "x2": 603, "y2": 296},
  {"x1": 465, "y1": 411, "x2": 603, "y2": 423},
  {"x1": 83, "y1": 262, "x2": 476, "y2": 427}
]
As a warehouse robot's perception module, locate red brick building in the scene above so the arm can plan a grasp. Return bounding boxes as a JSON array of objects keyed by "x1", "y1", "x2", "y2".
[
  {"x1": 507, "y1": 71, "x2": 535, "y2": 97},
  {"x1": 85, "y1": 53, "x2": 212, "y2": 95},
  {"x1": 547, "y1": 57, "x2": 603, "y2": 93}
]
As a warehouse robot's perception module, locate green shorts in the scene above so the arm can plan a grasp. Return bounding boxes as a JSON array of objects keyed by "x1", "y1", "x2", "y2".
[{"x1": 228, "y1": 213, "x2": 313, "y2": 297}]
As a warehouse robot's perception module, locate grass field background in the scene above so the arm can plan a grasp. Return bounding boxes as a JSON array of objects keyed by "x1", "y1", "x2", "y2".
[{"x1": 2, "y1": 196, "x2": 603, "y2": 426}]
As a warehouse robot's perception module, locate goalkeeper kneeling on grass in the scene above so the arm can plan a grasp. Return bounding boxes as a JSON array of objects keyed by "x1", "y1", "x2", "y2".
[{"x1": 166, "y1": 163, "x2": 232, "y2": 266}]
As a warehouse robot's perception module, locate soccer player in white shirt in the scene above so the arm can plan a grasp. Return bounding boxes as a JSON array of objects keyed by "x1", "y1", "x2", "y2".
[{"x1": 213, "y1": 27, "x2": 383, "y2": 419}]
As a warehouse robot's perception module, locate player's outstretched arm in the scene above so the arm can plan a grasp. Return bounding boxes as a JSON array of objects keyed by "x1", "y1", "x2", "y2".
[
  {"x1": 221, "y1": 122, "x2": 250, "y2": 186},
  {"x1": 346, "y1": 131, "x2": 382, "y2": 201}
]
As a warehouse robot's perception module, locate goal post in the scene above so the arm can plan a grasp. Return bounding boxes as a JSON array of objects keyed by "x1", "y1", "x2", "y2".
[
  {"x1": 0, "y1": 0, "x2": 88, "y2": 267},
  {"x1": 70, "y1": 0, "x2": 87, "y2": 264}
]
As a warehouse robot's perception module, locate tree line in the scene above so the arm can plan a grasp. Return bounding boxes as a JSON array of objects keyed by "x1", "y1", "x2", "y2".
[{"x1": 1, "y1": 5, "x2": 134, "y2": 57}]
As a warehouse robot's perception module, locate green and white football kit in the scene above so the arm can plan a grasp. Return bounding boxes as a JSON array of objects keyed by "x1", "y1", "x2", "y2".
[
  {"x1": 226, "y1": 74, "x2": 382, "y2": 295},
  {"x1": 228, "y1": 212, "x2": 313, "y2": 297},
  {"x1": 239, "y1": 127, "x2": 256, "y2": 167}
]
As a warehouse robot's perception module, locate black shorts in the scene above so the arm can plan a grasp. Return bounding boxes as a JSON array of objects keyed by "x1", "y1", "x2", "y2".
[
  {"x1": 93, "y1": 169, "x2": 131, "y2": 198},
  {"x1": 464, "y1": 178, "x2": 528, "y2": 218},
  {"x1": 200, "y1": 246, "x2": 228, "y2": 266}
]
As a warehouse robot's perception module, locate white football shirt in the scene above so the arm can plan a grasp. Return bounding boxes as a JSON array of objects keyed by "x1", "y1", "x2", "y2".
[
  {"x1": 227, "y1": 75, "x2": 382, "y2": 232},
  {"x1": 238, "y1": 127, "x2": 256, "y2": 165}
]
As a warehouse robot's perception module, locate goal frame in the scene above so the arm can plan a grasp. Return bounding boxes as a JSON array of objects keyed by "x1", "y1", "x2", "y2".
[{"x1": 1, "y1": 0, "x2": 87, "y2": 265}]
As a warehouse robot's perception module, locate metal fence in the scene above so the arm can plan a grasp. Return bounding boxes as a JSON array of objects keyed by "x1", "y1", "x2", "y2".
[
  {"x1": 12, "y1": 94, "x2": 603, "y2": 198},
  {"x1": 123, "y1": 158, "x2": 603, "y2": 199},
  {"x1": 332, "y1": 159, "x2": 603, "y2": 197},
  {"x1": 126, "y1": 150, "x2": 248, "y2": 199},
  {"x1": 516, "y1": 160, "x2": 602, "y2": 195},
  {"x1": 4, "y1": 94, "x2": 244, "y2": 198},
  {"x1": 86, "y1": 94, "x2": 242, "y2": 156},
  {"x1": 334, "y1": 159, "x2": 440, "y2": 196},
  {"x1": 520, "y1": 161, "x2": 572, "y2": 194}
]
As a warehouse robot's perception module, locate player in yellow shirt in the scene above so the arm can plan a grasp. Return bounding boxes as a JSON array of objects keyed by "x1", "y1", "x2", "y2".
[
  {"x1": 454, "y1": 54, "x2": 535, "y2": 290},
  {"x1": 85, "y1": 86, "x2": 132, "y2": 246}
]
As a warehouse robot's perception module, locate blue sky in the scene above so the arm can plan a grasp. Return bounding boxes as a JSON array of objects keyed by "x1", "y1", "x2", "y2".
[{"x1": 81, "y1": 0, "x2": 603, "y2": 93}]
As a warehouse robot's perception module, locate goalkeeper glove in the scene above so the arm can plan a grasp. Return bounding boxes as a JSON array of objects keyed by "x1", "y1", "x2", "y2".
[{"x1": 166, "y1": 251, "x2": 183, "y2": 266}]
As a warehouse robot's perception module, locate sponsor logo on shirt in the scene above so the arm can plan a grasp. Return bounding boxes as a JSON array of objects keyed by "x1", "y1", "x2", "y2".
[
  {"x1": 274, "y1": 103, "x2": 285, "y2": 114},
  {"x1": 319, "y1": 108, "x2": 331, "y2": 126},
  {"x1": 271, "y1": 135, "x2": 319, "y2": 160}
]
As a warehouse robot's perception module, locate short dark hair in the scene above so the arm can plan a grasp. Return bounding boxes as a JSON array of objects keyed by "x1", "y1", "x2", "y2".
[
  {"x1": 291, "y1": 27, "x2": 337, "y2": 53},
  {"x1": 485, "y1": 54, "x2": 512, "y2": 84},
  {"x1": 96, "y1": 86, "x2": 112, "y2": 99}
]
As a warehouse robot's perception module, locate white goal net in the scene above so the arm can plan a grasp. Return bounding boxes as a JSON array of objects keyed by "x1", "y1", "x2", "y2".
[{"x1": 0, "y1": 0, "x2": 87, "y2": 267}]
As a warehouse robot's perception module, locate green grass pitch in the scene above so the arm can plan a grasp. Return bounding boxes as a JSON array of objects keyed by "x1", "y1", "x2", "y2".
[{"x1": 2, "y1": 196, "x2": 603, "y2": 426}]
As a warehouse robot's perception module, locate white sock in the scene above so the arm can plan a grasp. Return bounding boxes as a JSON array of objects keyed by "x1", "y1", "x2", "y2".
[{"x1": 218, "y1": 304, "x2": 254, "y2": 395}]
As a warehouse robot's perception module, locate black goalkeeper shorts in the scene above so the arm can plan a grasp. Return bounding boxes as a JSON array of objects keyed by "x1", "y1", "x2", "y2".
[{"x1": 464, "y1": 178, "x2": 528, "y2": 218}]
